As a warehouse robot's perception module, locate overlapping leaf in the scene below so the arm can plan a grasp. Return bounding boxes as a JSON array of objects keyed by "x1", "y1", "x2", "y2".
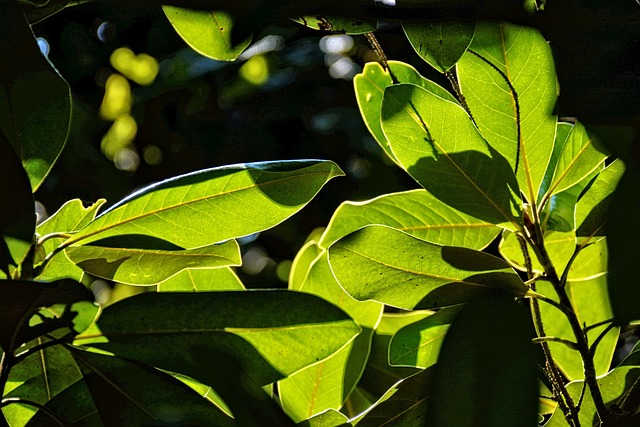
[
  {"x1": 0, "y1": 3, "x2": 71, "y2": 191},
  {"x1": 389, "y1": 306, "x2": 461, "y2": 368},
  {"x1": 74, "y1": 291, "x2": 360, "y2": 387},
  {"x1": 536, "y1": 277, "x2": 617, "y2": 381},
  {"x1": 328, "y1": 225, "x2": 529, "y2": 310},
  {"x1": 162, "y1": 6, "x2": 251, "y2": 61},
  {"x1": 403, "y1": 22, "x2": 475, "y2": 73},
  {"x1": 354, "y1": 61, "x2": 458, "y2": 164},
  {"x1": 157, "y1": 266, "x2": 244, "y2": 291},
  {"x1": 381, "y1": 83, "x2": 521, "y2": 231},
  {"x1": 289, "y1": 240, "x2": 322, "y2": 291},
  {"x1": 457, "y1": 22, "x2": 557, "y2": 204},
  {"x1": 65, "y1": 160, "x2": 343, "y2": 249},
  {"x1": 65, "y1": 239, "x2": 240, "y2": 285},
  {"x1": 319, "y1": 189, "x2": 500, "y2": 250},
  {"x1": 499, "y1": 230, "x2": 576, "y2": 274}
]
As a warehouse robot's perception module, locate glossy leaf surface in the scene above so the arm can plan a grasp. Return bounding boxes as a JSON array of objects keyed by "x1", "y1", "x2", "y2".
[
  {"x1": 75, "y1": 291, "x2": 360, "y2": 386},
  {"x1": 162, "y1": 6, "x2": 251, "y2": 61},
  {"x1": 381, "y1": 83, "x2": 521, "y2": 231},
  {"x1": 354, "y1": 61, "x2": 457, "y2": 164},
  {"x1": 157, "y1": 266, "x2": 244, "y2": 291},
  {"x1": 67, "y1": 160, "x2": 343, "y2": 249},
  {"x1": 403, "y1": 22, "x2": 475, "y2": 73},
  {"x1": 457, "y1": 22, "x2": 557, "y2": 203},
  {"x1": 429, "y1": 292, "x2": 539, "y2": 427},
  {"x1": 329, "y1": 225, "x2": 528, "y2": 310},
  {"x1": 319, "y1": 189, "x2": 500, "y2": 250},
  {"x1": 0, "y1": 3, "x2": 71, "y2": 191},
  {"x1": 66, "y1": 240, "x2": 240, "y2": 285}
]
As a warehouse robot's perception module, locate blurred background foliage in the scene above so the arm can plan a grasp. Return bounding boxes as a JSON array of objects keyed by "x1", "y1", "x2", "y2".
[{"x1": 31, "y1": 6, "x2": 450, "y2": 292}]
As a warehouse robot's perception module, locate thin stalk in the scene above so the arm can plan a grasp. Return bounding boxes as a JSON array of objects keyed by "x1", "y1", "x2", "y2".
[{"x1": 532, "y1": 336, "x2": 579, "y2": 351}]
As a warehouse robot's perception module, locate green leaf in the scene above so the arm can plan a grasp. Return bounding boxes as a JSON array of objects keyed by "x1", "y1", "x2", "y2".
[
  {"x1": 319, "y1": 189, "x2": 500, "y2": 250},
  {"x1": 328, "y1": 225, "x2": 529, "y2": 310},
  {"x1": 299, "y1": 252, "x2": 383, "y2": 328},
  {"x1": 354, "y1": 61, "x2": 458, "y2": 164},
  {"x1": 0, "y1": 133, "x2": 35, "y2": 276},
  {"x1": 546, "y1": 349, "x2": 640, "y2": 426},
  {"x1": 65, "y1": 239, "x2": 241, "y2": 285},
  {"x1": 536, "y1": 277, "x2": 618, "y2": 381},
  {"x1": 279, "y1": 329, "x2": 373, "y2": 423},
  {"x1": 539, "y1": 121, "x2": 609, "y2": 206},
  {"x1": 35, "y1": 199, "x2": 106, "y2": 282},
  {"x1": 298, "y1": 409, "x2": 350, "y2": 427},
  {"x1": 289, "y1": 240, "x2": 322, "y2": 291},
  {"x1": 457, "y1": 22, "x2": 557, "y2": 204},
  {"x1": 294, "y1": 16, "x2": 376, "y2": 34},
  {"x1": 567, "y1": 237, "x2": 608, "y2": 281},
  {"x1": 428, "y1": 291, "x2": 540, "y2": 427},
  {"x1": 576, "y1": 159, "x2": 625, "y2": 243},
  {"x1": 403, "y1": 22, "x2": 475, "y2": 73},
  {"x1": 0, "y1": 279, "x2": 93, "y2": 352},
  {"x1": 389, "y1": 306, "x2": 461, "y2": 368},
  {"x1": 69, "y1": 349, "x2": 234, "y2": 426},
  {"x1": 499, "y1": 230, "x2": 576, "y2": 274},
  {"x1": 381, "y1": 83, "x2": 521, "y2": 231},
  {"x1": 0, "y1": 3, "x2": 71, "y2": 191},
  {"x1": 23, "y1": 379, "x2": 101, "y2": 426},
  {"x1": 355, "y1": 367, "x2": 433, "y2": 427},
  {"x1": 3, "y1": 345, "x2": 81, "y2": 426},
  {"x1": 75, "y1": 291, "x2": 360, "y2": 386},
  {"x1": 538, "y1": 122, "x2": 574, "y2": 203},
  {"x1": 162, "y1": 6, "x2": 251, "y2": 61},
  {"x1": 157, "y1": 267, "x2": 244, "y2": 291},
  {"x1": 66, "y1": 160, "x2": 343, "y2": 249}
]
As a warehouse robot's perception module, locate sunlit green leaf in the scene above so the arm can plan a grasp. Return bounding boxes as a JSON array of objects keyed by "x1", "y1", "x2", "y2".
[
  {"x1": 540, "y1": 122, "x2": 609, "y2": 205},
  {"x1": 298, "y1": 408, "x2": 350, "y2": 426},
  {"x1": 299, "y1": 252, "x2": 383, "y2": 328},
  {"x1": 381, "y1": 83, "x2": 521, "y2": 231},
  {"x1": 162, "y1": 6, "x2": 251, "y2": 61},
  {"x1": 354, "y1": 61, "x2": 458, "y2": 164},
  {"x1": 157, "y1": 266, "x2": 244, "y2": 291},
  {"x1": 3, "y1": 345, "x2": 81, "y2": 426},
  {"x1": 329, "y1": 225, "x2": 529, "y2": 310},
  {"x1": 319, "y1": 189, "x2": 500, "y2": 250},
  {"x1": 172, "y1": 373, "x2": 232, "y2": 417},
  {"x1": 35, "y1": 199, "x2": 106, "y2": 282},
  {"x1": 429, "y1": 292, "x2": 539, "y2": 427},
  {"x1": 457, "y1": 22, "x2": 557, "y2": 204},
  {"x1": 66, "y1": 239, "x2": 241, "y2": 285},
  {"x1": 295, "y1": 16, "x2": 376, "y2": 34},
  {"x1": 75, "y1": 291, "x2": 360, "y2": 386},
  {"x1": 279, "y1": 329, "x2": 373, "y2": 423},
  {"x1": 66, "y1": 160, "x2": 343, "y2": 249},
  {"x1": 538, "y1": 122, "x2": 573, "y2": 202},
  {"x1": 0, "y1": 3, "x2": 71, "y2": 191},
  {"x1": 403, "y1": 22, "x2": 474, "y2": 73},
  {"x1": 567, "y1": 238, "x2": 608, "y2": 281},
  {"x1": 499, "y1": 230, "x2": 576, "y2": 274},
  {"x1": 537, "y1": 276, "x2": 617, "y2": 381},
  {"x1": 389, "y1": 306, "x2": 461, "y2": 368},
  {"x1": 70, "y1": 349, "x2": 234, "y2": 426},
  {"x1": 576, "y1": 159, "x2": 625, "y2": 243},
  {"x1": 545, "y1": 349, "x2": 640, "y2": 426},
  {"x1": 289, "y1": 240, "x2": 322, "y2": 291}
]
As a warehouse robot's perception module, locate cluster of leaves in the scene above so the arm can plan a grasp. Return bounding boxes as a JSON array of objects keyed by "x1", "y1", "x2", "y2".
[{"x1": 1, "y1": 1, "x2": 638, "y2": 426}]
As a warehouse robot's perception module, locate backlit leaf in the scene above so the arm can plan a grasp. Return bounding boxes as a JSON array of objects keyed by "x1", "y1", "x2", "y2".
[
  {"x1": 157, "y1": 266, "x2": 244, "y2": 291},
  {"x1": 328, "y1": 225, "x2": 529, "y2": 310},
  {"x1": 162, "y1": 6, "x2": 251, "y2": 61},
  {"x1": 457, "y1": 22, "x2": 557, "y2": 204},
  {"x1": 295, "y1": 16, "x2": 376, "y2": 34},
  {"x1": 74, "y1": 291, "x2": 360, "y2": 386},
  {"x1": 65, "y1": 239, "x2": 241, "y2": 285},
  {"x1": 354, "y1": 61, "x2": 457, "y2": 164},
  {"x1": 289, "y1": 240, "x2": 322, "y2": 291},
  {"x1": 319, "y1": 189, "x2": 500, "y2": 250},
  {"x1": 499, "y1": 230, "x2": 576, "y2": 275},
  {"x1": 65, "y1": 160, "x2": 343, "y2": 249},
  {"x1": 403, "y1": 22, "x2": 475, "y2": 73},
  {"x1": 381, "y1": 83, "x2": 521, "y2": 231}
]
